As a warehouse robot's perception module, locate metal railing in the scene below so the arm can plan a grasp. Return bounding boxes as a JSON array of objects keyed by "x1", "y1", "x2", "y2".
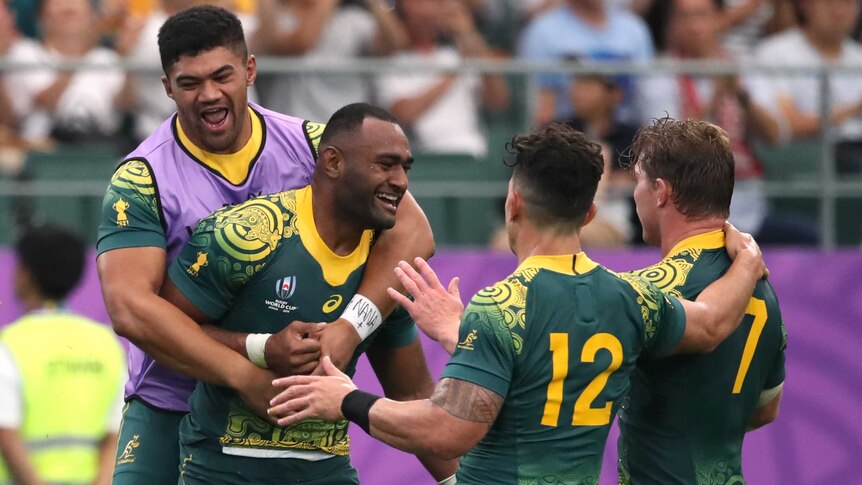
[{"x1": 0, "y1": 58, "x2": 860, "y2": 247}]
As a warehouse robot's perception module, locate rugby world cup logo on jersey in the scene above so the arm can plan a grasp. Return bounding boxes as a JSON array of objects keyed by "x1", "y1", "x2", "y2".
[{"x1": 266, "y1": 276, "x2": 299, "y2": 313}]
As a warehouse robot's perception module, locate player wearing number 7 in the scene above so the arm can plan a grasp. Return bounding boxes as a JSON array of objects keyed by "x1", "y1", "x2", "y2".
[
  {"x1": 267, "y1": 123, "x2": 767, "y2": 484},
  {"x1": 617, "y1": 118, "x2": 786, "y2": 485}
]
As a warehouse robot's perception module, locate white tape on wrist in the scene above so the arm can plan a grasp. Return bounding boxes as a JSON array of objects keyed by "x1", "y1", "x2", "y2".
[
  {"x1": 438, "y1": 474, "x2": 457, "y2": 485},
  {"x1": 340, "y1": 294, "x2": 383, "y2": 341},
  {"x1": 245, "y1": 333, "x2": 271, "y2": 369}
]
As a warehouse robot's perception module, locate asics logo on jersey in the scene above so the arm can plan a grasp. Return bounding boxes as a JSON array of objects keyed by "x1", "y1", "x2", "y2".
[
  {"x1": 322, "y1": 295, "x2": 343, "y2": 313},
  {"x1": 457, "y1": 329, "x2": 479, "y2": 351}
]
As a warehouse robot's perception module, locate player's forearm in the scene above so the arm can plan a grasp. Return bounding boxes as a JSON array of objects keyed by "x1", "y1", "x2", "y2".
[
  {"x1": 0, "y1": 428, "x2": 44, "y2": 485},
  {"x1": 202, "y1": 325, "x2": 249, "y2": 357},
  {"x1": 684, "y1": 252, "x2": 761, "y2": 352},
  {"x1": 369, "y1": 399, "x2": 472, "y2": 459},
  {"x1": 104, "y1": 289, "x2": 256, "y2": 389},
  {"x1": 359, "y1": 192, "x2": 434, "y2": 318}
]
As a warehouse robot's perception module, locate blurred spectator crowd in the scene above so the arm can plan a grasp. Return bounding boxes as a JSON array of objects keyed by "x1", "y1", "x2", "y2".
[{"x1": 1, "y1": 0, "x2": 861, "y2": 247}]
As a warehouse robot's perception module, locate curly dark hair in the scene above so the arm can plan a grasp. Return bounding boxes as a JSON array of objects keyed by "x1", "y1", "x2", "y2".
[
  {"x1": 506, "y1": 123, "x2": 604, "y2": 229},
  {"x1": 158, "y1": 5, "x2": 247, "y2": 73},
  {"x1": 628, "y1": 117, "x2": 734, "y2": 219}
]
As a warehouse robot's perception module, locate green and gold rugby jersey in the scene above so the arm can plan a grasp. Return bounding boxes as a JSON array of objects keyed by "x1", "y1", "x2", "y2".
[
  {"x1": 167, "y1": 185, "x2": 416, "y2": 461},
  {"x1": 618, "y1": 230, "x2": 787, "y2": 485},
  {"x1": 441, "y1": 253, "x2": 687, "y2": 485}
]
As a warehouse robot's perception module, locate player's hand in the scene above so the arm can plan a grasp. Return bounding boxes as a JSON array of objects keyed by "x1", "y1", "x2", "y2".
[
  {"x1": 269, "y1": 356, "x2": 357, "y2": 426},
  {"x1": 314, "y1": 319, "x2": 361, "y2": 374},
  {"x1": 265, "y1": 321, "x2": 325, "y2": 376},
  {"x1": 386, "y1": 257, "x2": 463, "y2": 355},
  {"x1": 723, "y1": 221, "x2": 768, "y2": 279},
  {"x1": 236, "y1": 365, "x2": 280, "y2": 424}
]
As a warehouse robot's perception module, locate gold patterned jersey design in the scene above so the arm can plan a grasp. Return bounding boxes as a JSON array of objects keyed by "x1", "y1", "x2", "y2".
[
  {"x1": 108, "y1": 160, "x2": 160, "y2": 220},
  {"x1": 631, "y1": 256, "x2": 695, "y2": 299},
  {"x1": 303, "y1": 121, "x2": 326, "y2": 156},
  {"x1": 616, "y1": 272, "x2": 666, "y2": 341},
  {"x1": 213, "y1": 198, "x2": 286, "y2": 263},
  {"x1": 470, "y1": 272, "x2": 529, "y2": 355},
  {"x1": 219, "y1": 401, "x2": 350, "y2": 456}
]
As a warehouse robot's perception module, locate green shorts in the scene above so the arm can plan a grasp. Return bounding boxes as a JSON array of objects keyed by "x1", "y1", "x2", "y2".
[
  {"x1": 113, "y1": 398, "x2": 186, "y2": 485},
  {"x1": 178, "y1": 442, "x2": 359, "y2": 485}
]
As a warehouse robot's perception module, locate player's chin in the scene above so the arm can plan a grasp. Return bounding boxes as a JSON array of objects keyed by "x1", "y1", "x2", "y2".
[{"x1": 370, "y1": 211, "x2": 397, "y2": 231}]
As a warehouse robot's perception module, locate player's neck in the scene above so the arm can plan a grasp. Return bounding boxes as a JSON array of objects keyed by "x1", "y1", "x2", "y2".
[
  {"x1": 660, "y1": 216, "x2": 726, "y2": 257},
  {"x1": 309, "y1": 185, "x2": 364, "y2": 256},
  {"x1": 513, "y1": 223, "x2": 584, "y2": 264}
]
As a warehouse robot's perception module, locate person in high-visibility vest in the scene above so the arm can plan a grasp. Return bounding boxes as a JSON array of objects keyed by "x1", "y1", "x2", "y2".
[{"x1": 0, "y1": 225, "x2": 125, "y2": 485}]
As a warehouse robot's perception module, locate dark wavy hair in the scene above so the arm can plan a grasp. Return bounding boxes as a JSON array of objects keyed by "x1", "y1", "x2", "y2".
[{"x1": 506, "y1": 123, "x2": 604, "y2": 230}]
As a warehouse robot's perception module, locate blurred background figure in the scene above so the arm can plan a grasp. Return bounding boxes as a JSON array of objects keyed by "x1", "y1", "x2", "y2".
[
  {"x1": 0, "y1": 225, "x2": 125, "y2": 485},
  {"x1": 255, "y1": 0, "x2": 408, "y2": 123},
  {"x1": 376, "y1": 0, "x2": 509, "y2": 158},
  {"x1": 4, "y1": 0, "x2": 133, "y2": 149},
  {"x1": 641, "y1": 0, "x2": 817, "y2": 245},
  {"x1": 563, "y1": 69, "x2": 640, "y2": 246},
  {"x1": 753, "y1": 0, "x2": 862, "y2": 174},
  {"x1": 518, "y1": 0, "x2": 653, "y2": 126}
]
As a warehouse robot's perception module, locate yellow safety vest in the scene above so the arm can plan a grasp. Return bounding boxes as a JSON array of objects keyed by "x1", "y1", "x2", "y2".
[{"x1": 0, "y1": 311, "x2": 125, "y2": 484}]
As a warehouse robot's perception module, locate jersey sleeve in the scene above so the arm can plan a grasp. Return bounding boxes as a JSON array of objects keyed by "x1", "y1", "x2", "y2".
[
  {"x1": 371, "y1": 306, "x2": 418, "y2": 349},
  {"x1": 647, "y1": 293, "x2": 687, "y2": 357},
  {"x1": 764, "y1": 317, "x2": 787, "y2": 389},
  {"x1": 167, "y1": 205, "x2": 274, "y2": 320},
  {"x1": 619, "y1": 273, "x2": 687, "y2": 358},
  {"x1": 96, "y1": 160, "x2": 166, "y2": 255},
  {"x1": 440, "y1": 287, "x2": 517, "y2": 398}
]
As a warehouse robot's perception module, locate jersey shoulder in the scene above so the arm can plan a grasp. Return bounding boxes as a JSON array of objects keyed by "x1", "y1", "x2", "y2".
[{"x1": 466, "y1": 269, "x2": 533, "y2": 356}]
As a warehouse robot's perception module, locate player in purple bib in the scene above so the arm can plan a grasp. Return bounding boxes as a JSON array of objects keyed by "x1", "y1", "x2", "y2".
[{"x1": 96, "y1": 6, "x2": 434, "y2": 484}]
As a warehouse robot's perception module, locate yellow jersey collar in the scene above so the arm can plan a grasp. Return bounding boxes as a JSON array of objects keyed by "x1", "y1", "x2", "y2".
[
  {"x1": 666, "y1": 229, "x2": 725, "y2": 257},
  {"x1": 515, "y1": 252, "x2": 599, "y2": 276},
  {"x1": 294, "y1": 186, "x2": 373, "y2": 287},
  {"x1": 175, "y1": 106, "x2": 263, "y2": 186}
]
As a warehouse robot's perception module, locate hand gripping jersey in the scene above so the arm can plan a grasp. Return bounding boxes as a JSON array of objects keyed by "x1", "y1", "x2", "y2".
[{"x1": 167, "y1": 187, "x2": 415, "y2": 469}]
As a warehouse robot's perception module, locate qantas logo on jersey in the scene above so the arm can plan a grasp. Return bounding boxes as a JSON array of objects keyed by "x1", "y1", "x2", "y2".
[{"x1": 266, "y1": 276, "x2": 299, "y2": 313}]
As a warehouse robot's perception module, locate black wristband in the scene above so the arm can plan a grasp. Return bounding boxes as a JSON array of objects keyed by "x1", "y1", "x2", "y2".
[{"x1": 341, "y1": 389, "x2": 380, "y2": 434}]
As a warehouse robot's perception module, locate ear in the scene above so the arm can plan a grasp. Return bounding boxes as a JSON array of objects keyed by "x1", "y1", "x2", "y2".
[
  {"x1": 320, "y1": 146, "x2": 343, "y2": 178},
  {"x1": 506, "y1": 187, "x2": 524, "y2": 224},
  {"x1": 161, "y1": 75, "x2": 173, "y2": 99},
  {"x1": 581, "y1": 202, "x2": 598, "y2": 228},
  {"x1": 655, "y1": 178, "x2": 671, "y2": 208},
  {"x1": 246, "y1": 55, "x2": 257, "y2": 87}
]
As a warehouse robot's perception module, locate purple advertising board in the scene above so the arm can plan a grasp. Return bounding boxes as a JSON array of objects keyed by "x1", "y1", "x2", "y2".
[{"x1": 1, "y1": 248, "x2": 859, "y2": 484}]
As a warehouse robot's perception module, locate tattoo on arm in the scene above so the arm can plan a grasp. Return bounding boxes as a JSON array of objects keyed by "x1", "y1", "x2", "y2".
[{"x1": 430, "y1": 378, "x2": 503, "y2": 425}]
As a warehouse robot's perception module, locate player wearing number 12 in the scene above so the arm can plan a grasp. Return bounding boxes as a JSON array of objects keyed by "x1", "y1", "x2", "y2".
[
  {"x1": 266, "y1": 124, "x2": 767, "y2": 485},
  {"x1": 618, "y1": 118, "x2": 786, "y2": 485}
]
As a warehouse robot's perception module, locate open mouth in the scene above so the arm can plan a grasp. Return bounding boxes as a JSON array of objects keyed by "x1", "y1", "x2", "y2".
[
  {"x1": 375, "y1": 192, "x2": 401, "y2": 212},
  {"x1": 201, "y1": 107, "x2": 229, "y2": 132}
]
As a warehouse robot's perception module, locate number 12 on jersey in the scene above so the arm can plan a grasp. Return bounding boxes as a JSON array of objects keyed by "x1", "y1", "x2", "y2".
[{"x1": 541, "y1": 332, "x2": 623, "y2": 427}]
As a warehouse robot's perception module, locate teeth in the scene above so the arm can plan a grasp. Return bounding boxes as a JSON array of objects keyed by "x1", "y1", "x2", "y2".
[{"x1": 377, "y1": 193, "x2": 398, "y2": 202}]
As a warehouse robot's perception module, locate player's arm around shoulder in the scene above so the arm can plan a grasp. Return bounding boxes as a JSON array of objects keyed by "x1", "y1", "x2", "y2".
[
  {"x1": 322, "y1": 191, "x2": 435, "y2": 370},
  {"x1": 671, "y1": 223, "x2": 767, "y2": 354}
]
